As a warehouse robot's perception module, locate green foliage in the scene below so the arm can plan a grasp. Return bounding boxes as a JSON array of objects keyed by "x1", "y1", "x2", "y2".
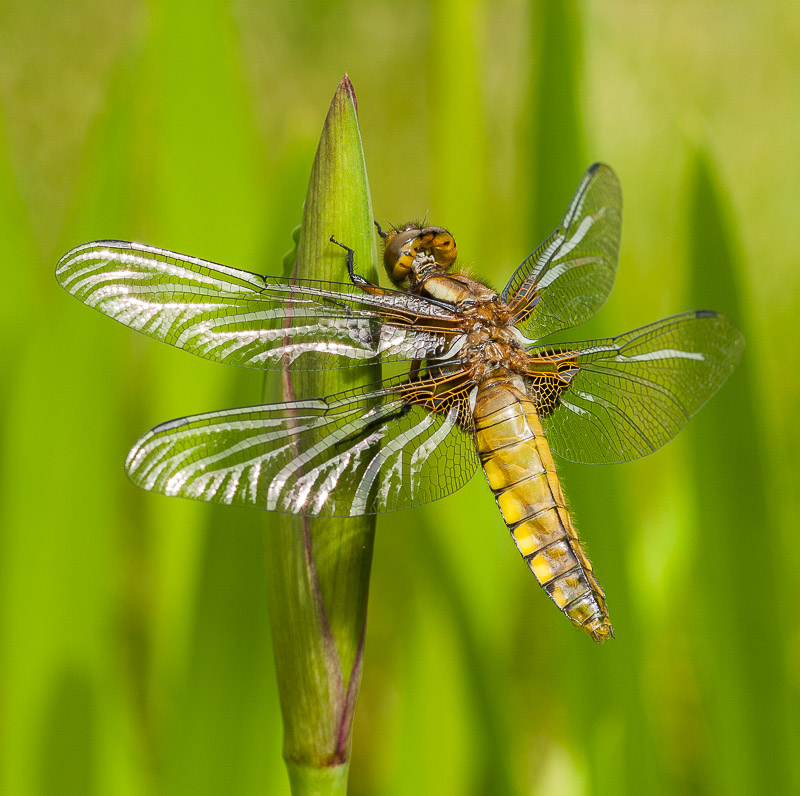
[
  {"x1": 262, "y1": 77, "x2": 378, "y2": 785},
  {"x1": 2, "y1": 1, "x2": 799, "y2": 794}
]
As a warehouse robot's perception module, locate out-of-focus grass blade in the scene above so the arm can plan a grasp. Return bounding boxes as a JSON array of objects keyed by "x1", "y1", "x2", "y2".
[
  {"x1": 684, "y1": 151, "x2": 793, "y2": 793},
  {"x1": 137, "y1": 1, "x2": 284, "y2": 792},
  {"x1": 36, "y1": 669, "x2": 97, "y2": 796},
  {"x1": 427, "y1": 0, "x2": 486, "y2": 258},
  {"x1": 164, "y1": 502, "x2": 283, "y2": 794},
  {"x1": 523, "y1": 4, "x2": 656, "y2": 793},
  {"x1": 1, "y1": 35, "x2": 140, "y2": 796},
  {"x1": 528, "y1": 0, "x2": 585, "y2": 243},
  {"x1": 414, "y1": 525, "x2": 516, "y2": 795}
]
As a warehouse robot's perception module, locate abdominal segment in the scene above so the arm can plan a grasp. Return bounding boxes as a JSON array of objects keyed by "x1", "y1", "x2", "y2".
[{"x1": 474, "y1": 377, "x2": 613, "y2": 642}]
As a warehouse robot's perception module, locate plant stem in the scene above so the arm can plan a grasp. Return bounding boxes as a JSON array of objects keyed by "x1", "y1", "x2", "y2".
[
  {"x1": 261, "y1": 75, "x2": 379, "y2": 794},
  {"x1": 286, "y1": 762, "x2": 350, "y2": 796}
]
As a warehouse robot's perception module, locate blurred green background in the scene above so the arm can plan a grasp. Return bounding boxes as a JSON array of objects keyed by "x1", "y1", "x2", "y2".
[{"x1": 2, "y1": 1, "x2": 798, "y2": 793}]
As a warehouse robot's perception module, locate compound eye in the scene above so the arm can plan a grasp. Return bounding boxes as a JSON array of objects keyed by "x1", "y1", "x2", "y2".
[
  {"x1": 382, "y1": 228, "x2": 421, "y2": 286},
  {"x1": 423, "y1": 229, "x2": 457, "y2": 269}
]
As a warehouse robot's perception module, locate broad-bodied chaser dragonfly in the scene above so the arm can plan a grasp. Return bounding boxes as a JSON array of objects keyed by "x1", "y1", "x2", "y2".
[{"x1": 56, "y1": 164, "x2": 743, "y2": 642}]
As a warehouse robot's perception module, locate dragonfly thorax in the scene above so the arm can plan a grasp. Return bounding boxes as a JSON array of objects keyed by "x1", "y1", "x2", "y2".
[{"x1": 460, "y1": 308, "x2": 531, "y2": 382}]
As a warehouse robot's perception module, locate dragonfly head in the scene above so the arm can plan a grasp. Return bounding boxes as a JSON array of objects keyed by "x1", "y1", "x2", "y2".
[{"x1": 382, "y1": 224, "x2": 458, "y2": 287}]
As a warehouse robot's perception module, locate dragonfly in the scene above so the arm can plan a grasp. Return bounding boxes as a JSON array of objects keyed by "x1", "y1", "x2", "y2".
[{"x1": 55, "y1": 163, "x2": 743, "y2": 642}]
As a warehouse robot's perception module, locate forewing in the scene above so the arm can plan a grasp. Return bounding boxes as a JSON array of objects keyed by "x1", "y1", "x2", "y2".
[
  {"x1": 503, "y1": 163, "x2": 622, "y2": 340},
  {"x1": 125, "y1": 378, "x2": 479, "y2": 516},
  {"x1": 527, "y1": 311, "x2": 744, "y2": 463},
  {"x1": 56, "y1": 240, "x2": 462, "y2": 370}
]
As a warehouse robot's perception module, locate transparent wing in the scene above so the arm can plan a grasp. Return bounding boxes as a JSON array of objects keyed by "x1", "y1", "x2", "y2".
[
  {"x1": 56, "y1": 240, "x2": 463, "y2": 370},
  {"x1": 503, "y1": 163, "x2": 622, "y2": 341},
  {"x1": 125, "y1": 377, "x2": 479, "y2": 516},
  {"x1": 525, "y1": 311, "x2": 744, "y2": 463}
]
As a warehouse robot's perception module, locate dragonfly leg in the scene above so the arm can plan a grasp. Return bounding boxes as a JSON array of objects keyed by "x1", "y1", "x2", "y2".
[
  {"x1": 374, "y1": 220, "x2": 388, "y2": 239},
  {"x1": 329, "y1": 235, "x2": 383, "y2": 295}
]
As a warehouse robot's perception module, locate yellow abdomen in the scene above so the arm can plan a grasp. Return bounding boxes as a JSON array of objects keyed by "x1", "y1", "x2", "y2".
[{"x1": 474, "y1": 373, "x2": 613, "y2": 642}]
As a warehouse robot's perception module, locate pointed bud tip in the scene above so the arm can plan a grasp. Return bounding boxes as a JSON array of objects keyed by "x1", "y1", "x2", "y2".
[{"x1": 338, "y1": 73, "x2": 357, "y2": 114}]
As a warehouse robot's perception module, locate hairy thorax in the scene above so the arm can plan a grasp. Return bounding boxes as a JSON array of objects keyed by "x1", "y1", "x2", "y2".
[{"x1": 413, "y1": 263, "x2": 530, "y2": 383}]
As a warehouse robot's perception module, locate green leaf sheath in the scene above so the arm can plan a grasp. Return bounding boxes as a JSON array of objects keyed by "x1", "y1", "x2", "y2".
[{"x1": 261, "y1": 75, "x2": 379, "y2": 788}]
